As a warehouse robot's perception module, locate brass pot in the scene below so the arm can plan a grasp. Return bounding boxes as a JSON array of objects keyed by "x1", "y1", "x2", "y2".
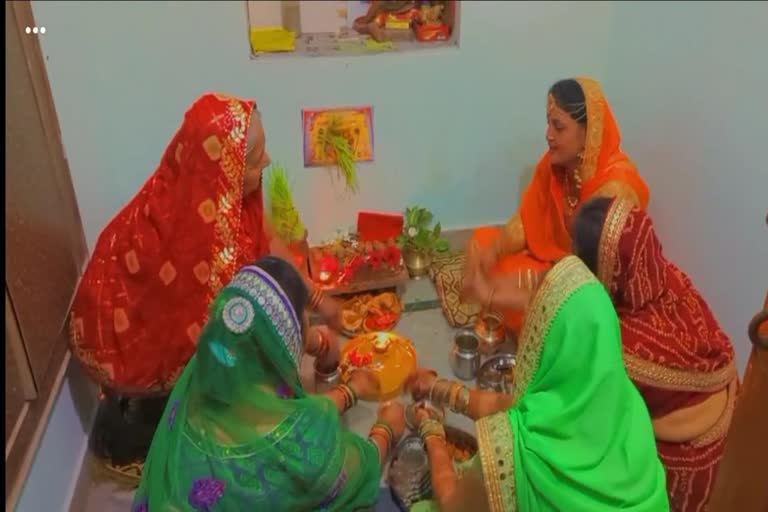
[
  {"x1": 402, "y1": 249, "x2": 433, "y2": 278},
  {"x1": 473, "y1": 311, "x2": 507, "y2": 355}
]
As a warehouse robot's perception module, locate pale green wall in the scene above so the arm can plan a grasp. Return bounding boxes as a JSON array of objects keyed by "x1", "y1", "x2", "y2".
[
  {"x1": 601, "y1": 1, "x2": 768, "y2": 373},
  {"x1": 31, "y1": 0, "x2": 615, "y2": 248},
  {"x1": 18, "y1": 1, "x2": 767, "y2": 510}
]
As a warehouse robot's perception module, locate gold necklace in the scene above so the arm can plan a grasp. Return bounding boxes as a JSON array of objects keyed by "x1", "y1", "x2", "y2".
[{"x1": 566, "y1": 169, "x2": 583, "y2": 209}]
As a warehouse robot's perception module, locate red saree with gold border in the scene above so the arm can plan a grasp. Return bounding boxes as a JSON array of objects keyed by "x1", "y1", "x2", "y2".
[
  {"x1": 598, "y1": 198, "x2": 738, "y2": 512},
  {"x1": 69, "y1": 93, "x2": 270, "y2": 396}
]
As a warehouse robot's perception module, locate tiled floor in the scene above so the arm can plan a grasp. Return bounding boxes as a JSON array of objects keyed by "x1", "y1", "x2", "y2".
[{"x1": 72, "y1": 275, "x2": 473, "y2": 511}]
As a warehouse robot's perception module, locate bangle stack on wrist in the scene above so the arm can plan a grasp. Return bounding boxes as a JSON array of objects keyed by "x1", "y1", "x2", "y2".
[
  {"x1": 312, "y1": 330, "x2": 330, "y2": 359},
  {"x1": 333, "y1": 383, "x2": 358, "y2": 412},
  {"x1": 369, "y1": 420, "x2": 395, "y2": 452},
  {"x1": 429, "y1": 379, "x2": 471, "y2": 416},
  {"x1": 309, "y1": 288, "x2": 325, "y2": 312},
  {"x1": 419, "y1": 418, "x2": 446, "y2": 443}
]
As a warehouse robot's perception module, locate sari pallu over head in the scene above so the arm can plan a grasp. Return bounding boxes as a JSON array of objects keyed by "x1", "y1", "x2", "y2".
[
  {"x1": 133, "y1": 259, "x2": 381, "y2": 512},
  {"x1": 475, "y1": 257, "x2": 669, "y2": 512},
  {"x1": 69, "y1": 93, "x2": 270, "y2": 395},
  {"x1": 597, "y1": 198, "x2": 736, "y2": 416},
  {"x1": 519, "y1": 77, "x2": 650, "y2": 263}
]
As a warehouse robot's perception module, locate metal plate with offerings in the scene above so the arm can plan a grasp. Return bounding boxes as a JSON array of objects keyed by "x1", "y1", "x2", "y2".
[
  {"x1": 476, "y1": 353, "x2": 517, "y2": 394},
  {"x1": 340, "y1": 289, "x2": 403, "y2": 337},
  {"x1": 339, "y1": 331, "x2": 417, "y2": 401}
]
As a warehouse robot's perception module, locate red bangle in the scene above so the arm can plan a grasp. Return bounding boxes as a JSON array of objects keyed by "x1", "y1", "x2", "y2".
[{"x1": 309, "y1": 288, "x2": 324, "y2": 311}]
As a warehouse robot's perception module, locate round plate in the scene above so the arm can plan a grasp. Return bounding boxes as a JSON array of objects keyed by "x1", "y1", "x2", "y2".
[
  {"x1": 340, "y1": 293, "x2": 402, "y2": 338},
  {"x1": 340, "y1": 331, "x2": 417, "y2": 401},
  {"x1": 476, "y1": 353, "x2": 516, "y2": 394}
]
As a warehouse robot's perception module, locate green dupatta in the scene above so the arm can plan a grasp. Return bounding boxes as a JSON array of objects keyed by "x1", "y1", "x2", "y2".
[
  {"x1": 132, "y1": 264, "x2": 380, "y2": 511},
  {"x1": 476, "y1": 256, "x2": 669, "y2": 511}
]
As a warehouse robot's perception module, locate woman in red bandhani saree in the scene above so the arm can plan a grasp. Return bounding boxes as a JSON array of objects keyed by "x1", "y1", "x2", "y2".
[
  {"x1": 573, "y1": 196, "x2": 738, "y2": 512},
  {"x1": 69, "y1": 93, "x2": 339, "y2": 481}
]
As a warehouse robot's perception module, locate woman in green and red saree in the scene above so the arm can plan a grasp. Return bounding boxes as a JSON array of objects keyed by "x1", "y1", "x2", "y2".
[
  {"x1": 133, "y1": 256, "x2": 407, "y2": 511},
  {"x1": 572, "y1": 197, "x2": 738, "y2": 512},
  {"x1": 406, "y1": 256, "x2": 669, "y2": 511},
  {"x1": 68, "y1": 93, "x2": 342, "y2": 480}
]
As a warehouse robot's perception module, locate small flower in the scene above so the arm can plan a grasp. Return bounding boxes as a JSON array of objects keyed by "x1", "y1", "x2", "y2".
[
  {"x1": 132, "y1": 497, "x2": 149, "y2": 512},
  {"x1": 407, "y1": 226, "x2": 418, "y2": 237},
  {"x1": 276, "y1": 382, "x2": 294, "y2": 399},
  {"x1": 188, "y1": 477, "x2": 226, "y2": 510},
  {"x1": 384, "y1": 246, "x2": 402, "y2": 267},
  {"x1": 167, "y1": 400, "x2": 180, "y2": 429}
]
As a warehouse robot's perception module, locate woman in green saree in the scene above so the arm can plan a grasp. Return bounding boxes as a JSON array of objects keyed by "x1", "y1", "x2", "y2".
[
  {"x1": 132, "y1": 256, "x2": 406, "y2": 511},
  {"x1": 407, "y1": 256, "x2": 669, "y2": 511}
]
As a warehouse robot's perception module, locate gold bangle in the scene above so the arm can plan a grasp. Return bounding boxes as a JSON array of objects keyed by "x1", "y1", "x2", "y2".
[
  {"x1": 453, "y1": 387, "x2": 471, "y2": 416},
  {"x1": 370, "y1": 426, "x2": 393, "y2": 450},
  {"x1": 419, "y1": 418, "x2": 446, "y2": 440},
  {"x1": 447, "y1": 383, "x2": 461, "y2": 411}
]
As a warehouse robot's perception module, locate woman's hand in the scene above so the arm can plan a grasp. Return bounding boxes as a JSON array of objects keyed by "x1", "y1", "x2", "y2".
[
  {"x1": 316, "y1": 295, "x2": 343, "y2": 331},
  {"x1": 411, "y1": 403, "x2": 439, "y2": 430},
  {"x1": 404, "y1": 368, "x2": 439, "y2": 402},
  {"x1": 377, "y1": 400, "x2": 407, "y2": 441},
  {"x1": 461, "y1": 263, "x2": 494, "y2": 306},
  {"x1": 307, "y1": 325, "x2": 340, "y2": 372},
  {"x1": 348, "y1": 369, "x2": 381, "y2": 402}
]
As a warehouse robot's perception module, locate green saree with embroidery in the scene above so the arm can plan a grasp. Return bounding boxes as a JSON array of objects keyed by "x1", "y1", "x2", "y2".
[
  {"x1": 132, "y1": 262, "x2": 381, "y2": 511},
  {"x1": 473, "y1": 256, "x2": 669, "y2": 511}
]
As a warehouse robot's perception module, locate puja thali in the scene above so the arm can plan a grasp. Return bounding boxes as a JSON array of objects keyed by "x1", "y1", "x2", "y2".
[{"x1": 339, "y1": 331, "x2": 417, "y2": 401}]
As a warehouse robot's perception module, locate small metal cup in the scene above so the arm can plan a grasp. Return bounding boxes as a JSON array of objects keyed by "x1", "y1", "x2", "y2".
[
  {"x1": 449, "y1": 329, "x2": 481, "y2": 381},
  {"x1": 313, "y1": 360, "x2": 340, "y2": 394}
]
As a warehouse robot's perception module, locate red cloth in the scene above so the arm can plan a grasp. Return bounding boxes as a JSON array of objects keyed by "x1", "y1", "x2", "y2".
[
  {"x1": 608, "y1": 205, "x2": 735, "y2": 511},
  {"x1": 69, "y1": 93, "x2": 269, "y2": 395},
  {"x1": 356, "y1": 211, "x2": 403, "y2": 242}
]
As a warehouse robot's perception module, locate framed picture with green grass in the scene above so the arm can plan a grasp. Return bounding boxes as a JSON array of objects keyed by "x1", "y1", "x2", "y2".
[{"x1": 302, "y1": 105, "x2": 374, "y2": 193}]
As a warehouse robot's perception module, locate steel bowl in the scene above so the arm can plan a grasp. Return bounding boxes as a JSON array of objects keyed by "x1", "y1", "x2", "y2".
[
  {"x1": 476, "y1": 353, "x2": 516, "y2": 394},
  {"x1": 388, "y1": 436, "x2": 432, "y2": 510}
]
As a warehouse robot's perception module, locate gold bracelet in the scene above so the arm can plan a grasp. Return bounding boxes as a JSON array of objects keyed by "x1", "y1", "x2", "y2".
[
  {"x1": 369, "y1": 426, "x2": 393, "y2": 451},
  {"x1": 453, "y1": 386, "x2": 471, "y2": 416},
  {"x1": 334, "y1": 384, "x2": 357, "y2": 411},
  {"x1": 447, "y1": 383, "x2": 462, "y2": 411},
  {"x1": 433, "y1": 379, "x2": 454, "y2": 407},
  {"x1": 419, "y1": 418, "x2": 446, "y2": 440}
]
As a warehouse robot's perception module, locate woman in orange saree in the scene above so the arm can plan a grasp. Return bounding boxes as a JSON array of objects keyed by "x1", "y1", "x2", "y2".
[
  {"x1": 573, "y1": 196, "x2": 738, "y2": 512},
  {"x1": 69, "y1": 93, "x2": 340, "y2": 480},
  {"x1": 464, "y1": 77, "x2": 649, "y2": 333}
]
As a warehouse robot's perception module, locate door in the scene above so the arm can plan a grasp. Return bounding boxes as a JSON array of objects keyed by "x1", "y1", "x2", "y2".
[
  {"x1": 707, "y1": 215, "x2": 768, "y2": 511},
  {"x1": 5, "y1": 0, "x2": 89, "y2": 506}
]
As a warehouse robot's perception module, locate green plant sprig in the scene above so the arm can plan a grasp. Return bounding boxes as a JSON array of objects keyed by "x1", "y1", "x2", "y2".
[{"x1": 396, "y1": 205, "x2": 450, "y2": 254}]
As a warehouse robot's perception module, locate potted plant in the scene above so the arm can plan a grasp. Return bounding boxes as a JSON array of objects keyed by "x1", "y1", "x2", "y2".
[
  {"x1": 396, "y1": 206, "x2": 450, "y2": 277},
  {"x1": 265, "y1": 164, "x2": 309, "y2": 273}
]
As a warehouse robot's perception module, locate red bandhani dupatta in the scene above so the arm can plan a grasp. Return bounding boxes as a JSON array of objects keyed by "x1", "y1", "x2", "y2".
[
  {"x1": 69, "y1": 93, "x2": 269, "y2": 395},
  {"x1": 597, "y1": 198, "x2": 736, "y2": 416}
]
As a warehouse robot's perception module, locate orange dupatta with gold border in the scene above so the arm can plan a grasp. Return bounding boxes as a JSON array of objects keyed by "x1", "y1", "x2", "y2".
[{"x1": 518, "y1": 76, "x2": 650, "y2": 263}]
